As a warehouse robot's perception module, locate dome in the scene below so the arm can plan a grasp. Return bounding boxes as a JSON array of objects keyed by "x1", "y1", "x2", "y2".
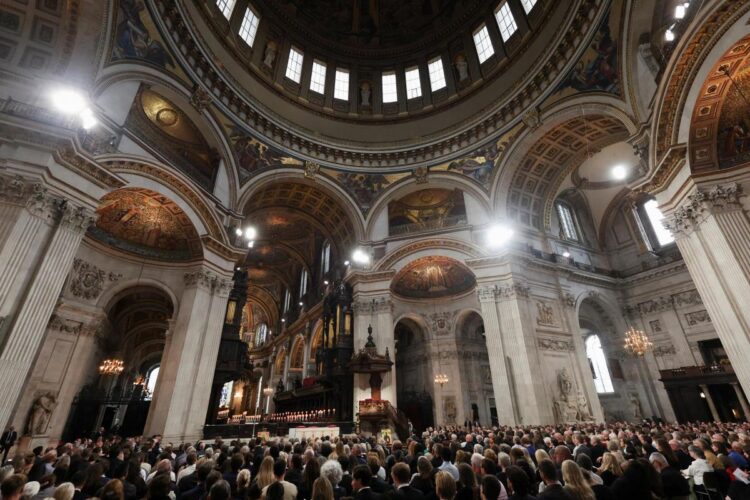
[{"x1": 163, "y1": 0, "x2": 607, "y2": 170}]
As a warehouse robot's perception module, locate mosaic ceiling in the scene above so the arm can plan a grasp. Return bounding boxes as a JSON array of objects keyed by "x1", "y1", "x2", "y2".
[
  {"x1": 391, "y1": 256, "x2": 476, "y2": 300},
  {"x1": 89, "y1": 188, "x2": 202, "y2": 261}
]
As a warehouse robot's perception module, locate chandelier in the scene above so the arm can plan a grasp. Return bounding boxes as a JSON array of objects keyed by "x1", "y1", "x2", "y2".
[
  {"x1": 99, "y1": 359, "x2": 124, "y2": 375},
  {"x1": 434, "y1": 373, "x2": 449, "y2": 387},
  {"x1": 623, "y1": 327, "x2": 653, "y2": 356},
  {"x1": 262, "y1": 387, "x2": 274, "y2": 397}
]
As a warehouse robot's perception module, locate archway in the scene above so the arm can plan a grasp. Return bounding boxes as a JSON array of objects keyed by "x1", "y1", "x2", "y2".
[
  {"x1": 455, "y1": 311, "x2": 494, "y2": 426},
  {"x1": 63, "y1": 285, "x2": 174, "y2": 440},
  {"x1": 393, "y1": 317, "x2": 434, "y2": 432}
]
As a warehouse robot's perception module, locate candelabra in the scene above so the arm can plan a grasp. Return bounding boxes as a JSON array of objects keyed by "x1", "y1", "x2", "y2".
[
  {"x1": 623, "y1": 327, "x2": 653, "y2": 356},
  {"x1": 99, "y1": 359, "x2": 124, "y2": 375},
  {"x1": 434, "y1": 373, "x2": 449, "y2": 387}
]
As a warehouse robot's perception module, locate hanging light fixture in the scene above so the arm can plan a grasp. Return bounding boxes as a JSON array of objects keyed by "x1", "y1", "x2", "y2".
[
  {"x1": 623, "y1": 326, "x2": 653, "y2": 356},
  {"x1": 434, "y1": 373, "x2": 449, "y2": 387},
  {"x1": 262, "y1": 386, "x2": 274, "y2": 397},
  {"x1": 99, "y1": 359, "x2": 124, "y2": 375}
]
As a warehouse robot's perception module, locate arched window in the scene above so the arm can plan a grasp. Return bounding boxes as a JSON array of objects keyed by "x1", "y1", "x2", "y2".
[
  {"x1": 283, "y1": 289, "x2": 292, "y2": 314},
  {"x1": 555, "y1": 201, "x2": 579, "y2": 241},
  {"x1": 145, "y1": 365, "x2": 159, "y2": 400},
  {"x1": 585, "y1": 335, "x2": 614, "y2": 393},
  {"x1": 321, "y1": 242, "x2": 331, "y2": 275},
  {"x1": 636, "y1": 199, "x2": 674, "y2": 250},
  {"x1": 255, "y1": 323, "x2": 268, "y2": 346},
  {"x1": 299, "y1": 269, "x2": 309, "y2": 298}
]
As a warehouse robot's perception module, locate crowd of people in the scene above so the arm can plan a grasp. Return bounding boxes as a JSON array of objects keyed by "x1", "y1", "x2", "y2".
[{"x1": 1, "y1": 421, "x2": 750, "y2": 500}]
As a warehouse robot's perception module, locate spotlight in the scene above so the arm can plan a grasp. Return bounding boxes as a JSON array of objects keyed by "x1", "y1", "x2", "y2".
[
  {"x1": 50, "y1": 88, "x2": 87, "y2": 115},
  {"x1": 664, "y1": 28, "x2": 675, "y2": 42},
  {"x1": 281, "y1": 318, "x2": 286, "y2": 323},
  {"x1": 562, "y1": 251, "x2": 571, "y2": 258},
  {"x1": 248, "y1": 240, "x2": 254, "y2": 248},
  {"x1": 323, "y1": 280, "x2": 329, "y2": 285},
  {"x1": 244, "y1": 226, "x2": 257, "y2": 240},
  {"x1": 486, "y1": 223, "x2": 514, "y2": 249},
  {"x1": 351, "y1": 248, "x2": 370, "y2": 265},
  {"x1": 611, "y1": 165, "x2": 628, "y2": 181},
  {"x1": 344, "y1": 260, "x2": 350, "y2": 266},
  {"x1": 235, "y1": 228, "x2": 243, "y2": 236},
  {"x1": 675, "y1": 4, "x2": 686, "y2": 18},
  {"x1": 80, "y1": 108, "x2": 97, "y2": 130},
  {"x1": 299, "y1": 302, "x2": 303, "y2": 306}
]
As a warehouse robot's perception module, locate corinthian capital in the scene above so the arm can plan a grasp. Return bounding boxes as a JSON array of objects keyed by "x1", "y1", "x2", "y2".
[
  {"x1": 184, "y1": 270, "x2": 217, "y2": 290},
  {"x1": 59, "y1": 201, "x2": 96, "y2": 233},
  {"x1": 664, "y1": 182, "x2": 744, "y2": 237}
]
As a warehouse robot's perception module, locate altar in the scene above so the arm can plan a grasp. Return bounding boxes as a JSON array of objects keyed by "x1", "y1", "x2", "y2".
[{"x1": 288, "y1": 426, "x2": 340, "y2": 440}]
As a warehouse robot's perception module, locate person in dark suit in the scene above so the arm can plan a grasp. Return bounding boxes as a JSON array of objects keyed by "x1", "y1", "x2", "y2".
[
  {"x1": 368, "y1": 456, "x2": 394, "y2": 495},
  {"x1": 352, "y1": 465, "x2": 384, "y2": 500},
  {"x1": 0, "y1": 426, "x2": 17, "y2": 464},
  {"x1": 536, "y1": 460, "x2": 572, "y2": 500},
  {"x1": 649, "y1": 452, "x2": 690, "y2": 499},
  {"x1": 391, "y1": 463, "x2": 424, "y2": 500}
]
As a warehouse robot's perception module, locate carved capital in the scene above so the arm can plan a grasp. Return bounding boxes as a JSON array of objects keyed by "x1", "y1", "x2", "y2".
[
  {"x1": 496, "y1": 281, "x2": 530, "y2": 300},
  {"x1": 477, "y1": 285, "x2": 497, "y2": 303},
  {"x1": 59, "y1": 202, "x2": 96, "y2": 233},
  {"x1": 560, "y1": 293, "x2": 576, "y2": 309},
  {"x1": 25, "y1": 185, "x2": 61, "y2": 221},
  {"x1": 664, "y1": 182, "x2": 744, "y2": 237},
  {"x1": 183, "y1": 269, "x2": 234, "y2": 295}
]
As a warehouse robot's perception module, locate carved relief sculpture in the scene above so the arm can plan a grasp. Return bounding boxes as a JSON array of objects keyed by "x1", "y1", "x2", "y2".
[
  {"x1": 536, "y1": 301, "x2": 556, "y2": 326},
  {"x1": 360, "y1": 82, "x2": 371, "y2": 107},
  {"x1": 443, "y1": 395, "x2": 457, "y2": 424},
  {"x1": 263, "y1": 41, "x2": 277, "y2": 68},
  {"x1": 68, "y1": 259, "x2": 122, "y2": 300},
  {"x1": 26, "y1": 392, "x2": 57, "y2": 436}
]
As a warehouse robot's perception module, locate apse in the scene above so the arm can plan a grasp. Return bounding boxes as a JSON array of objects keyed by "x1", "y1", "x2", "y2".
[{"x1": 391, "y1": 256, "x2": 476, "y2": 300}]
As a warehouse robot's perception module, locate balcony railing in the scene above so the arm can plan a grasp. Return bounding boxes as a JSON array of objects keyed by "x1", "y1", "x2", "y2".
[
  {"x1": 660, "y1": 363, "x2": 734, "y2": 380},
  {"x1": 389, "y1": 215, "x2": 467, "y2": 236}
]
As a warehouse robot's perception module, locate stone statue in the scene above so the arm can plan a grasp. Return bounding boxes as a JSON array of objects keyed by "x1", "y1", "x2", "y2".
[
  {"x1": 360, "y1": 82, "x2": 371, "y2": 107},
  {"x1": 577, "y1": 391, "x2": 592, "y2": 420},
  {"x1": 537, "y1": 301, "x2": 555, "y2": 326},
  {"x1": 454, "y1": 55, "x2": 469, "y2": 81},
  {"x1": 263, "y1": 41, "x2": 277, "y2": 68},
  {"x1": 26, "y1": 393, "x2": 56, "y2": 436},
  {"x1": 558, "y1": 368, "x2": 573, "y2": 398},
  {"x1": 630, "y1": 393, "x2": 644, "y2": 420}
]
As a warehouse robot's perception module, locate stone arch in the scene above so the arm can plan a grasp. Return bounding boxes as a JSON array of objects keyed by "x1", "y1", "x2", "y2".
[
  {"x1": 364, "y1": 174, "x2": 492, "y2": 240},
  {"x1": 374, "y1": 238, "x2": 486, "y2": 273},
  {"x1": 492, "y1": 98, "x2": 638, "y2": 220},
  {"x1": 97, "y1": 277, "x2": 180, "y2": 319},
  {"x1": 93, "y1": 69, "x2": 239, "y2": 205},
  {"x1": 393, "y1": 314, "x2": 434, "y2": 431},
  {"x1": 237, "y1": 170, "x2": 366, "y2": 244},
  {"x1": 274, "y1": 347, "x2": 287, "y2": 376},
  {"x1": 289, "y1": 335, "x2": 305, "y2": 372}
]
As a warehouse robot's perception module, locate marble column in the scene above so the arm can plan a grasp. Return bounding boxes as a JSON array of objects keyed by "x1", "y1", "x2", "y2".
[
  {"x1": 145, "y1": 269, "x2": 233, "y2": 442},
  {"x1": 560, "y1": 293, "x2": 604, "y2": 422},
  {"x1": 0, "y1": 182, "x2": 94, "y2": 430},
  {"x1": 477, "y1": 284, "x2": 517, "y2": 425},
  {"x1": 664, "y1": 182, "x2": 750, "y2": 403},
  {"x1": 731, "y1": 382, "x2": 750, "y2": 420},
  {"x1": 700, "y1": 384, "x2": 721, "y2": 422}
]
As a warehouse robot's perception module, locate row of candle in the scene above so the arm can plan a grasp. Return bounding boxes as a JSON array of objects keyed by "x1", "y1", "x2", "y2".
[{"x1": 268, "y1": 408, "x2": 336, "y2": 422}]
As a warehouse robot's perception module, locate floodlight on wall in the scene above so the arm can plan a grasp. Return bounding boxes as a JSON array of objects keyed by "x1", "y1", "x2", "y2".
[
  {"x1": 49, "y1": 88, "x2": 98, "y2": 130},
  {"x1": 235, "y1": 225, "x2": 258, "y2": 248},
  {"x1": 562, "y1": 251, "x2": 571, "y2": 258},
  {"x1": 486, "y1": 223, "x2": 514, "y2": 249},
  {"x1": 664, "y1": 26, "x2": 675, "y2": 42},
  {"x1": 351, "y1": 248, "x2": 370, "y2": 265},
  {"x1": 611, "y1": 164, "x2": 628, "y2": 181}
]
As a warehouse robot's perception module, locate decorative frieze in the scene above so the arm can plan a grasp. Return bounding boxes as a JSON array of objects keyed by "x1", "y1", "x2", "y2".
[
  {"x1": 652, "y1": 345, "x2": 677, "y2": 357},
  {"x1": 184, "y1": 269, "x2": 234, "y2": 295},
  {"x1": 68, "y1": 259, "x2": 122, "y2": 300},
  {"x1": 353, "y1": 296, "x2": 392, "y2": 314},
  {"x1": 537, "y1": 337, "x2": 575, "y2": 352},
  {"x1": 47, "y1": 315, "x2": 83, "y2": 335},
  {"x1": 672, "y1": 289, "x2": 703, "y2": 308},
  {"x1": 476, "y1": 281, "x2": 530, "y2": 301},
  {"x1": 685, "y1": 310, "x2": 711, "y2": 326}
]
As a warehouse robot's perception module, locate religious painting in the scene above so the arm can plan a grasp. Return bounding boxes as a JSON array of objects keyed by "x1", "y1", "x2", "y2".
[
  {"x1": 391, "y1": 256, "x2": 476, "y2": 299},
  {"x1": 89, "y1": 188, "x2": 202, "y2": 261},
  {"x1": 336, "y1": 172, "x2": 391, "y2": 213},
  {"x1": 126, "y1": 87, "x2": 219, "y2": 191},
  {"x1": 111, "y1": 0, "x2": 174, "y2": 69},
  {"x1": 445, "y1": 143, "x2": 499, "y2": 184},
  {"x1": 548, "y1": 6, "x2": 622, "y2": 102},
  {"x1": 228, "y1": 126, "x2": 302, "y2": 184},
  {"x1": 717, "y1": 67, "x2": 750, "y2": 169},
  {"x1": 388, "y1": 188, "x2": 466, "y2": 235}
]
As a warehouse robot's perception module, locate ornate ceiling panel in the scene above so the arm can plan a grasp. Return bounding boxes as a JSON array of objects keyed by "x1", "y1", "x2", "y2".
[
  {"x1": 89, "y1": 187, "x2": 202, "y2": 261},
  {"x1": 508, "y1": 115, "x2": 628, "y2": 228},
  {"x1": 391, "y1": 256, "x2": 476, "y2": 299}
]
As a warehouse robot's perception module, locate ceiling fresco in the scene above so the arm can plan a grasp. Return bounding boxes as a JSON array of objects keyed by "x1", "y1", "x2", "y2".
[
  {"x1": 112, "y1": 0, "x2": 173, "y2": 70},
  {"x1": 391, "y1": 256, "x2": 476, "y2": 300},
  {"x1": 89, "y1": 188, "x2": 202, "y2": 261},
  {"x1": 388, "y1": 188, "x2": 467, "y2": 235},
  {"x1": 717, "y1": 65, "x2": 750, "y2": 169}
]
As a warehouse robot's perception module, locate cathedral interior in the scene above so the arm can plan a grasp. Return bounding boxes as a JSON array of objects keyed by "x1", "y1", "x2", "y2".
[{"x1": 1, "y1": 0, "x2": 750, "y2": 444}]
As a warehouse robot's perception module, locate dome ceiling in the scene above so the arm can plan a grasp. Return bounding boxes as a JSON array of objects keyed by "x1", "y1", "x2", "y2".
[
  {"x1": 392, "y1": 256, "x2": 476, "y2": 299},
  {"x1": 264, "y1": 0, "x2": 487, "y2": 56}
]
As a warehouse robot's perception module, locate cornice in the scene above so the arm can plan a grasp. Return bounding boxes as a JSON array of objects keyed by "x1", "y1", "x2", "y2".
[{"x1": 151, "y1": 0, "x2": 608, "y2": 171}]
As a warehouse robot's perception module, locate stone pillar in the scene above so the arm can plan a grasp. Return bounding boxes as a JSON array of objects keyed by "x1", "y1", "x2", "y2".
[
  {"x1": 477, "y1": 284, "x2": 516, "y2": 425},
  {"x1": 352, "y1": 294, "x2": 396, "y2": 411},
  {"x1": 699, "y1": 384, "x2": 721, "y2": 422},
  {"x1": 560, "y1": 293, "x2": 604, "y2": 422},
  {"x1": 663, "y1": 182, "x2": 750, "y2": 402},
  {"x1": 731, "y1": 382, "x2": 750, "y2": 420},
  {"x1": 145, "y1": 269, "x2": 233, "y2": 442},
  {"x1": 493, "y1": 280, "x2": 550, "y2": 424},
  {"x1": 0, "y1": 180, "x2": 94, "y2": 430}
]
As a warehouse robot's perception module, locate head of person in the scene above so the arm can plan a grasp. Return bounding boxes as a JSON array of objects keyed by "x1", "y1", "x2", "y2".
[
  {"x1": 435, "y1": 471, "x2": 456, "y2": 500},
  {"x1": 417, "y1": 456, "x2": 433, "y2": 478},
  {"x1": 441, "y1": 447, "x2": 453, "y2": 465},
  {"x1": 208, "y1": 480, "x2": 231, "y2": 500},
  {"x1": 320, "y1": 460, "x2": 343, "y2": 488},
  {"x1": 649, "y1": 452, "x2": 669, "y2": 472},
  {"x1": 554, "y1": 445, "x2": 571, "y2": 464},
  {"x1": 599, "y1": 452, "x2": 623, "y2": 475},
  {"x1": 52, "y1": 482, "x2": 75, "y2": 500},
  {"x1": 100, "y1": 479, "x2": 125, "y2": 500},
  {"x1": 273, "y1": 458, "x2": 287, "y2": 479},
  {"x1": 480, "y1": 475, "x2": 500, "y2": 500},
  {"x1": 390, "y1": 463, "x2": 410, "y2": 487},
  {"x1": 147, "y1": 474, "x2": 171, "y2": 500},
  {"x1": 237, "y1": 469, "x2": 251, "y2": 490},
  {"x1": 457, "y1": 463, "x2": 475, "y2": 489},
  {"x1": 506, "y1": 465, "x2": 530, "y2": 496},
  {"x1": 688, "y1": 445, "x2": 705, "y2": 460},
  {"x1": 561, "y1": 460, "x2": 592, "y2": 494},
  {"x1": 267, "y1": 482, "x2": 285, "y2": 500},
  {"x1": 351, "y1": 465, "x2": 371, "y2": 492},
  {"x1": 311, "y1": 476, "x2": 333, "y2": 500},
  {"x1": 537, "y1": 459, "x2": 557, "y2": 485},
  {"x1": 257, "y1": 456, "x2": 276, "y2": 489}
]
